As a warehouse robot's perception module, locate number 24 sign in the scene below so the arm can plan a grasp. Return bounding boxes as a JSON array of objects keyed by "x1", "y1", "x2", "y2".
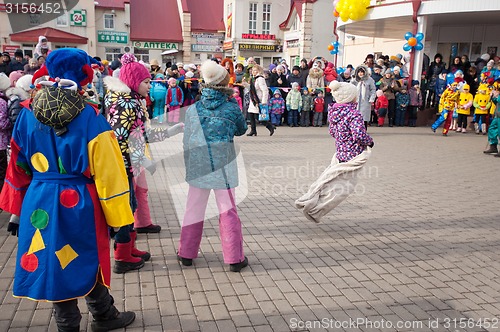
[{"x1": 70, "y1": 10, "x2": 86, "y2": 26}]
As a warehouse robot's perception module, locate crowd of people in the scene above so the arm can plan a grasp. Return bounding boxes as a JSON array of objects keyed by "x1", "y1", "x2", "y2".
[{"x1": 1, "y1": 40, "x2": 500, "y2": 331}]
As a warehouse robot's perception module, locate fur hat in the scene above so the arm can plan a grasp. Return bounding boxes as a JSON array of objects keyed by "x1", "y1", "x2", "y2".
[
  {"x1": 0, "y1": 73, "x2": 10, "y2": 92},
  {"x1": 328, "y1": 80, "x2": 357, "y2": 104},
  {"x1": 200, "y1": 60, "x2": 228, "y2": 85},
  {"x1": 119, "y1": 53, "x2": 151, "y2": 92},
  {"x1": 376, "y1": 89, "x2": 384, "y2": 98},
  {"x1": 31, "y1": 48, "x2": 100, "y2": 88},
  {"x1": 9, "y1": 70, "x2": 23, "y2": 87}
]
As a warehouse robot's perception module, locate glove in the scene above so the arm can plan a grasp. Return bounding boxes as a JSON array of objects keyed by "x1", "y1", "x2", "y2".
[
  {"x1": 368, "y1": 141, "x2": 375, "y2": 148},
  {"x1": 167, "y1": 123, "x2": 184, "y2": 137},
  {"x1": 7, "y1": 214, "x2": 20, "y2": 236}
]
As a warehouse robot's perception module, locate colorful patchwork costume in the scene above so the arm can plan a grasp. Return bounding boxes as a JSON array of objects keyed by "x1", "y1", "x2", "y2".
[{"x1": 0, "y1": 48, "x2": 136, "y2": 331}]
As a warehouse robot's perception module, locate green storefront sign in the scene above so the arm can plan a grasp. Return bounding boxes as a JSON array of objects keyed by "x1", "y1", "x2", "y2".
[
  {"x1": 98, "y1": 31, "x2": 128, "y2": 44},
  {"x1": 133, "y1": 41, "x2": 179, "y2": 50}
]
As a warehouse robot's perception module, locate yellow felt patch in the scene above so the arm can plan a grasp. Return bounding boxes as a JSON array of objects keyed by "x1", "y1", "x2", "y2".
[
  {"x1": 28, "y1": 229, "x2": 45, "y2": 255},
  {"x1": 55, "y1": 244, "x2": 79, "y2": 270},
  {"x1": 31, "y1": 152, "x2": 49, "y2": 173}
]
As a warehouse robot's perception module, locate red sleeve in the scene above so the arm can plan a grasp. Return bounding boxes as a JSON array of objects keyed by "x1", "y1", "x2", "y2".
[{"x1": 0, "y1": 139, "x2": 32, "y2": 215}]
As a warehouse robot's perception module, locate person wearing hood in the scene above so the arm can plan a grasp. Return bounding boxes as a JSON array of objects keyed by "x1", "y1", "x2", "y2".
[
  {"x1": 0, "y1": 48, "x2": 137, "y2": 332},
  {"x1": 178, "y1": 60, "x2": 248, "y2": 272},
  {"x1": 379, "y1": 68, "x2": 401, "y2": 126},
  {"x1": 351, "y1": 65, "x2": 376, "y2": 129},
  {"x1": 104, "y1": 54, "x2": 184, "y2": 268},
  {"x1": 306, "y1": 63, "x2": 325, "y2": 93},
  {"x1": 270, "y1": 64, "x2": 289, "y2": 88},
  {"x1": 5, "y1": 74, "x2": 33, "y2": 126},
  {"x1": 34, "y1": 36, "x2": 50, "y2": 59},
  {"x1": 323, "y1": 63, "x2": 338, "y2": 84},
  {"x1": 425, "y1": 53, "x2": 446, "y2": 108},
  {"x1": 268, "y1": 88, "x2": 285, "y2": 126},
  {"x1": 0, "y1": 52, "x2": 12, "y2": 76},
  {"x1": 149, "y1": 72, "x2": 168, "y2": 123}
]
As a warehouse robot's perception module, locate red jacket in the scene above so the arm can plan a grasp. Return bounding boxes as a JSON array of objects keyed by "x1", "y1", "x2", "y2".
[
  {"x1": 314, "y1": 97, "x2": 325, "y2": 113},
  {"x1": 375, "y1": 95, "x2": 388, "y2": 110}
]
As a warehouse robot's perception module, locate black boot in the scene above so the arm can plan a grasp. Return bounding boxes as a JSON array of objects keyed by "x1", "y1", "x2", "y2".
[
  {"x1": 268, "y1": 124, "x2": 275, "y2": 136},
  {"x1": 177, "y1": 254, "x2": 193, "y2": 266},
  {"x1": 246, "y1": 131, "x2": 256, "y2": 136},
  {"x1": 91, "y1": 310, "x2": 135, "y2": 332},
  {"x1": 230, "y1": 256, "x2": 248, "y2": 272},
  {"x1": 483, "y1": 144, "x2": 498, "y2": 154}
]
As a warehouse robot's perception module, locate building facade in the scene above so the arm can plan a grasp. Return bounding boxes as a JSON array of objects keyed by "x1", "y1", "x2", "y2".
[
  {"x1": 223, "y1": 0, "x2": 289, "y2": 67},
  {"x1": 337, "y1": 0, "x2": 500, "y2": 79}
]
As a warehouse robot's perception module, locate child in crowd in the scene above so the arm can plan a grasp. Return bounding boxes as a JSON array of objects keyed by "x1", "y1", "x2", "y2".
[
  {"x1": 435, "y1": 72, "x2": 447, "y2": 114},
  {"x1": 269, "y1": 89, "x2": 285, "y2": 127},
  {"x1": 484, "y1": 83, "x2": 500, "y2": 155},
  {"x1": 473, "y1": 83, "x2": 491, "y2": 134},
  {"x1": 408, "y1": 80, "x2": 423, "y2": 127},
  {"x1": 432, "y1": 82, "x2": 460, "y2": 135},
  {"x1": 456, "y1": 83, "x2": 473, "y2": 132},
  {"x1": 395, "y1": 84, "x2": 409, "y2": 126},
  {"x1": 150, "y1": 73, "x2": 167, "y2": 123},
  {"x1": 286, "y1": 82, "x2": 302, "y2": 127},
  {"x1": 313, "y1": 90, "x2": 325, "y2": 127},
  {"x1": 375, "y1": 89, "x2": 388, "y2": 127},
  {"x1": 233, "y1": 87, "x2": 242, "y2": 110},
  {"x1": 301, "y1": 88, "x2": 313, "y2": 127},
  {"x1": 166, "y1": 77, "x2": 184, "y2": 124}
]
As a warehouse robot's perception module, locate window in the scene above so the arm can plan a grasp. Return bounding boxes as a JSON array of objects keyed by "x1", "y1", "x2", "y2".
[
  {"x1": 248, "y1": 3, "x2": 257, "y2": 34},
  {"x1": 56, "y1": 12, "x2": 68, "y2": 26},
  {"x1": 104, "y1": 14, "x2": 114, "y2": 30},
  {"x1": 30, "y1": 14, "x2": 41, "y2": 26},
  {"x1": 291, "y1": 14, "x2": 299, "y2": 31},
  {"x1": 133, "y1": 47, "x2": 149, "y2": 63},
  {"x1": 262, "y1": 4, "x2": 271, "y2": 35},
  {"x1": 105, "y1": 48, "x2": 122, "y2": 62},
  {"x1": 195, "y1": 53, "x2": 201, "y2": 61}
]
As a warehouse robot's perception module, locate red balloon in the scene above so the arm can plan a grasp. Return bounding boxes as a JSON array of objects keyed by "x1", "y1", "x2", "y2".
[{"x1": 408, "y1": 37, "x2": 417, "y2": 47}]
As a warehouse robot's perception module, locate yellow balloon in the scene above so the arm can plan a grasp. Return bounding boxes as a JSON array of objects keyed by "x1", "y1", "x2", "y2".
[
  {"x1": 363, "y1": 0, "x2": 370, "y2": 7},
  {"x1": 340, "y1": 12, "x2": 349, "y2": 22},
  {"x1": 349, "y1": 10, "x2": 360, "y2": 20}
]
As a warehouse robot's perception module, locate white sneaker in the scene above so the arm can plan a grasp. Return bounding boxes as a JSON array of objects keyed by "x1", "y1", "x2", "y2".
[
  {"x1": 456, "y1": 127, "x2": 461, "y2": 132},
  {"x1": 461, "y1": 128, "x2": 466, "y2": 133}
]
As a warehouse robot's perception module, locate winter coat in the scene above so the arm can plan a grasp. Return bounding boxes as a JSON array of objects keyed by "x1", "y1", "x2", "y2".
[
  {"x1": 380, "y1": 76, "x2": 400, "y2": 100},
  {"x1": 270, "y1": 72, "x2": 288, "y2": 88},
  {"x1": 103, "y1": 76, "x2": 171, "y2": 176},
  {"x1": 328, "y1": 102, "x2": 373, "y2": 162},
  {"x1": 323, "y1": 67, "x2": 337, "y2": 84},
  {"x1": 395, "y1": 92, "x2": 409, "y2": 110},
  {"x1": 314, "y1": 97, "x2": 325, "y2": 113},
  {"x1": 302, "y1": 94, "x2": 314, "y2": 112},
  {"x1": 288, "y1": 73, "x2": 305, "y2": 88},
  {"x1": 0, "y1": 97, "x2": 11, "y2": 150},
  {"x1": 248, "y1": 76, "x2": 268, "y2": 114},
  {"x1": 375, "y1": 95, "x2": 388, "y2": 110},
  {"x1": 184, "y1": 87, "x2": 247, "y2": 189},
  {"x1": 408, "y1": 87, "x2": 423, "y2": 107},
  {"x1": 5, "y1": 86, "x2": 29, "y2": 129},
  {"x1": 166, "y1": 86, "x2": 184, "y2": 107},
  {"x1": 306, "y1": 68, "x2": 325, "y2": 92},
  {"x1": 235, "y1": 71, "x2": 244, "y2": 83},
  {"x1": 269, "y1": 91, "x2": 285, "y2": 114},
  {"x1": 371, "y1": 73, "x2": 383, "y2": 88},
  {"x1": 426, "y1": 61, "x2": 445, "y2": 89},
  {"x1": 10, "y1": 60, "x2": 26, "y2": 72},
  {"x1": 351, "y1": 66, "x2": 376, "y2": 122},
  {"x1": 286, "y1": 89, "x2": 303, "y2": 111}
]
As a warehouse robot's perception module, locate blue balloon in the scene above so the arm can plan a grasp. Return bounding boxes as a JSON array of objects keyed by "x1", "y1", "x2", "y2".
[
  {"x1": 404, "y1": 32, "x2": 413, "y2": 41},
  {"x1": 330, "y1": 50, "x2": 335, "y2": 55},
  {"x1": 415, "y1": 32, "x2": 424, "y2": 41},
  {"x1": 332, "y1": 50, "x2": 338, "y2": 55},
  {"x1": 337, "y1": 67, "x2": 344, "y2": 74},
  {"x1": 403, "y1": 43, "x2": 412, "y2": 52},
  {"x1": 333, "y1": 41, "x2": 340, "y2": 47},
  {"x1": 415, "y1": 43, "x2": 424, "y2": 51}
]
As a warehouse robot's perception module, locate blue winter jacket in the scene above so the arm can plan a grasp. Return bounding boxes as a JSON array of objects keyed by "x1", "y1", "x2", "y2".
[{"x1": 183, "y1": 87, "x2": 248, "y2": 189}]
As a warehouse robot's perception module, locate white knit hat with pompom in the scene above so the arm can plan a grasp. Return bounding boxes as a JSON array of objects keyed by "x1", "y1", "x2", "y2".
[
  {"x1": 201, "y1": 60, "x2": 228, "y2": 85},
  {"x1": 329, "y1": 80, "x2": 358, "y2": 104}
]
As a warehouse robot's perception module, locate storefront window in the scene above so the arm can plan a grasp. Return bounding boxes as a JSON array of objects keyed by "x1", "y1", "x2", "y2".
[
  {"x1": 105, "y1": 48, "x2": 122, "y2": 61},
  {"x1": 133, "y1": 47, "x2": 149, "y2": 63}
]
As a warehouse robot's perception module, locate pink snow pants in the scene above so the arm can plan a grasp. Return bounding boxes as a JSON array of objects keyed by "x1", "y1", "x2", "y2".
[
  {"x1": 168, "y1": 105, "x2": 181, "y2": 123},
  {"x1": 133, "y1": 170, "x2": 153, "y2": 228},
  {"x1": 178, "y1": 186, "x2": 244, "y2": 264}
]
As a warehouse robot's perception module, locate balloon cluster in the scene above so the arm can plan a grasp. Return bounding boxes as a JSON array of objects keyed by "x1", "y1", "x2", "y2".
[
  {"x1": 336, "y1": 67, "x2": 345, "y2": 75},
  {"x1": 327, "y1": 41, "x2": 341, "y2": 55},
  {"x1": 333, "y1": 0, "x2": 370, "y2": 22},
  {"x1": 403, "y1": 32, "x2": 424, "y2": 51}
]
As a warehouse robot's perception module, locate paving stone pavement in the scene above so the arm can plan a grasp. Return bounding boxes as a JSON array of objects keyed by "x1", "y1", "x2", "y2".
[{"x1": 0, "y1": 125, "x2": 499, "y2": 332}]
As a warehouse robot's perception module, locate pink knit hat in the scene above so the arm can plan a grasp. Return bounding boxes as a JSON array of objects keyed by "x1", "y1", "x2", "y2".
[
  {"x1": 9, "y1": 70, "x2": 24, "y2": 87},
  {"x1": 119, "y1": 53, "x2": 151, "y2": 92}
]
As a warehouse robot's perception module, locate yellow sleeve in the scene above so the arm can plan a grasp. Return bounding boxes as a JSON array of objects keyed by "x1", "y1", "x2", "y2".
[{"x1": 88, "y1": 130, "x2": 134, "y2": 228}]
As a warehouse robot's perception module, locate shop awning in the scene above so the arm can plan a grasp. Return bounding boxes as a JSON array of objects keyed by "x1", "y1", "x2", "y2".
[
  {"x1": 10, "y1": 27, "x2": 88, "y2": 44},
  {"x1": 187, "y1": 0, "x2": 225, "y2": 32}
]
